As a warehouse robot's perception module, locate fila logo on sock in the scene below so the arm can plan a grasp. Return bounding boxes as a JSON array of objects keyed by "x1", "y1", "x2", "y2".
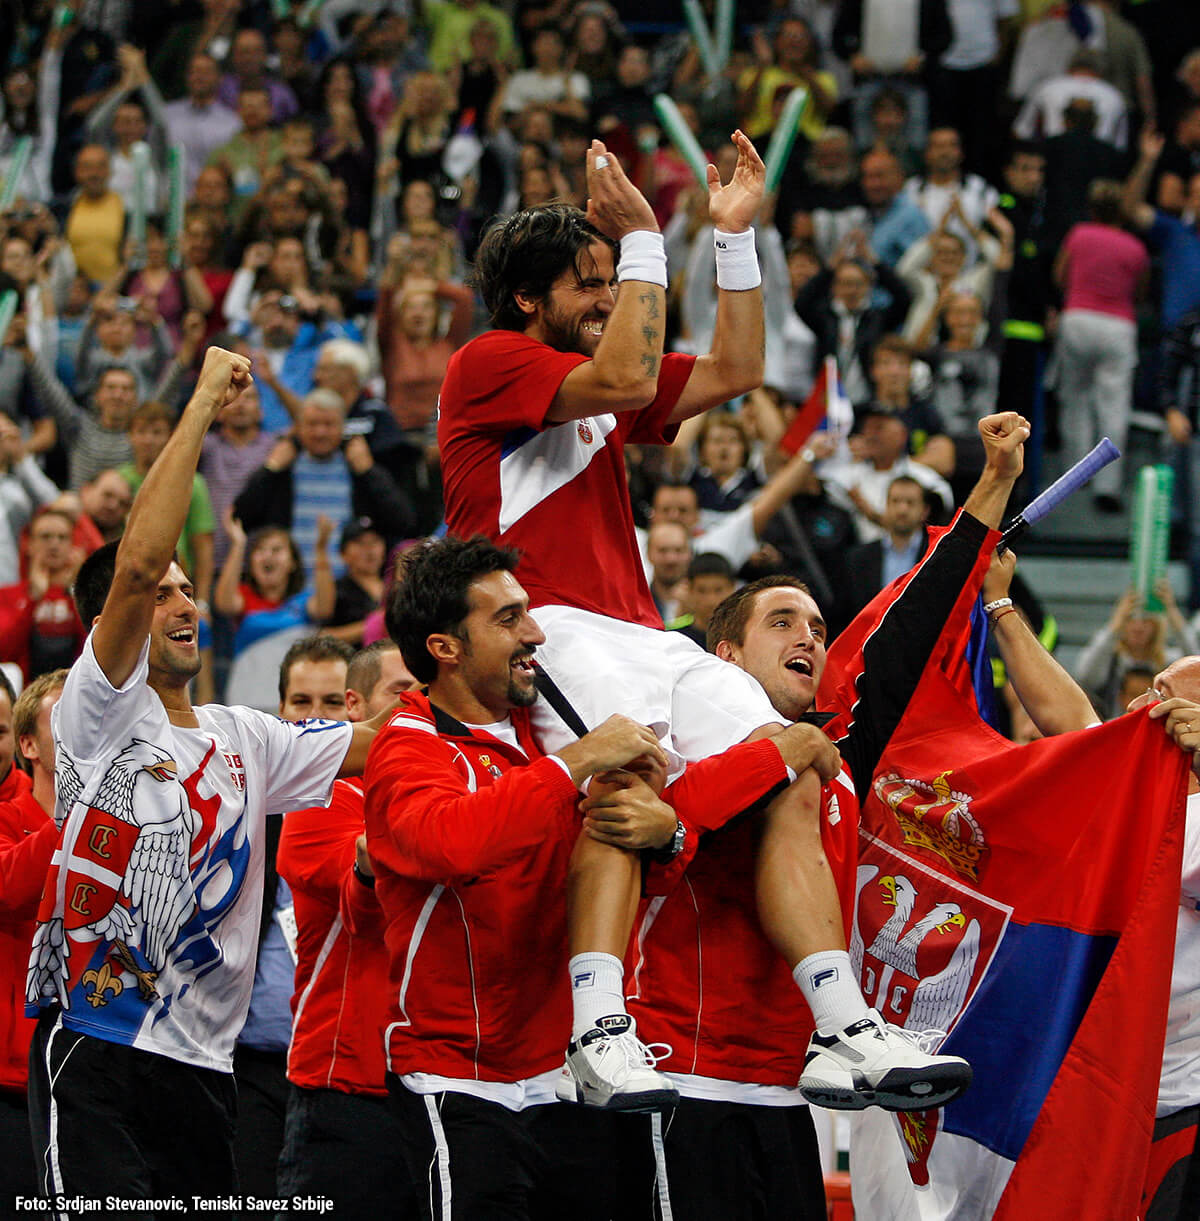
[
  {"x1": 573, "y1": 971, "x2": 595, "y2": 989},
  {"x1": 811, "y1": 967, "x2": 839, "y2": 988}
]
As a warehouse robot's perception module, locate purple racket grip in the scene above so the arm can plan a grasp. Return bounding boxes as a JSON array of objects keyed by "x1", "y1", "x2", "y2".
[{"x1": 1021, "y1": 437, "x2": 1120, "y2": 525}]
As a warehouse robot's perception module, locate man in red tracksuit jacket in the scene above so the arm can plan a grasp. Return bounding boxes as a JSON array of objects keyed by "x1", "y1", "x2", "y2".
[
  {"x1": 275, "y1": 641, "x2": 421, "y2": 1219},
  {"x1": 0, "y1": 670, "x2": 64, "y2": 1202},
  {"x1": 362, "y1": 534, "x2": 833, "y2": 1219},
  {"x1": 626, "y1": 412, "x2": 1029, "y2": 1220}
]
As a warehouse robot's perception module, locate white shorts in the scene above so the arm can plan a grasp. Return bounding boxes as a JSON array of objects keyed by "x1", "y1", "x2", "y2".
[{"x1": 529, "y1": 604, "x2": 782, "y2": 777}]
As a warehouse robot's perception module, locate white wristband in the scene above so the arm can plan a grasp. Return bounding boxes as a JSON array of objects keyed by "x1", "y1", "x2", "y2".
[
  {"x1": 616, "y1": 229, "x2": 668, "y2": 287},
  {"x1": 983, "y1": 597, "x2": 1013, "y2": 616},
  {"x1": 714, "y1": 228, "x2": 760, "y2": 291}
]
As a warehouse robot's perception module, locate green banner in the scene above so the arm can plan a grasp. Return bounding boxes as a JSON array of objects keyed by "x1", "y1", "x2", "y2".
[{"x1": 1129, "y1": 464, "x2": 1174, "y2": 613}]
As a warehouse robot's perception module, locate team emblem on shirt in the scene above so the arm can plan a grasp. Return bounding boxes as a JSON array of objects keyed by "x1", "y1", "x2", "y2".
[
  {"x1": 872, "y1": 770, "x2": 987, "y2": 880},
  {"x1": 223, "y1": 752, "x2": 246, "y2": 792},
  {"x1": 850, "y1": 839, "x2": 1011, "y2": 1186},
  {"x1": 577, "y1": 420, "x2": 594, "y2": 444},
  {"x1": 477, "y1": 753, "x2": 503, "y2": 778},
  {"x1": 29, "y1": 736, "x2": 252, "y2": 1017}
]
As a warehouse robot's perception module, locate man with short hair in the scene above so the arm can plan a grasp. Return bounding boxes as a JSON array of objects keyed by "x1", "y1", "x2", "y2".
[
  {"x1": 844, "y1": 474, "x2": 931, "y2": 617},
  {"x1": 64, "y1": 144, "x2": 124, "y2": 283},
  {"x1": 631, "y1": 413, "x2": 1027, "y2": 1220},
  {"x1": 646, "y1": 519, "x2": 692, "y2": 624},
  {"x1": 0, "y1": 669, "x2": 65, "y2": 1202},
  {"x1": 903, "y1": 127, "x2": 999, "y2": 248},
  {"x1": 233, "y1": 633, "x2": 356, "y2": 1202},
  {"x1": 666, "y1": 552, "x2": 738, "y2": 649},
  {"x1": 217, "y1": 28, "x2": 299, "y2": 123},
  {"x1": 234, "y1": 389, "x2": 416, "y2": 576},
  {"x1": 25, "y1": 349, "x2": 389, "y2": 1206},
  {"x1": 25, "y1": 360, "x2": 138, "y2": 490},
  {"x1": 275, "y1": 640, "x2": 419, "y2": 1217},
  {"x1": 164, "y1": 52, "x2": 242, "y2": 191},
  {"x1": 79, "y1": 468, "x2": 134, "y2": 544},
  {"x1": 207, "y1": 86, "x2": 285, "y2": 222}
]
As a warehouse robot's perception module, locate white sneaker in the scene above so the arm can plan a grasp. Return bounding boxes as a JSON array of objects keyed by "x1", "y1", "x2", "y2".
[
  {"x1": 555, "y1": 1014, "x2": 678, "y2": 1112},
  {"x1": 799, "y1": 1010, "x2": 972, "y2": 1112}
]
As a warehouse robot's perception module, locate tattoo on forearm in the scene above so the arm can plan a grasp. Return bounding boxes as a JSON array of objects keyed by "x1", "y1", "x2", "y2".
[
  {"x1": 639, "y1": 290, "x2": 660, "y2": 320},
  {"x1": 642, "y1": 325, "x2": 658, "y2": 347},
  {"x1": 641, "y1": 352, "x2": 659, "y2": 376}
]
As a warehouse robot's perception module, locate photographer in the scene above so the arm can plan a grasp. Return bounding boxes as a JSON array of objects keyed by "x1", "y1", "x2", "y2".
[{"x1": 233, "y1": 388, "x2": 415, "y2": 577}]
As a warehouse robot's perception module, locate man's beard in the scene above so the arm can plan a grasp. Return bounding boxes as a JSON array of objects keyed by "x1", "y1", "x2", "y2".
[{"x1": 540, "y1": 303, "x2": 594, "y2": 357}]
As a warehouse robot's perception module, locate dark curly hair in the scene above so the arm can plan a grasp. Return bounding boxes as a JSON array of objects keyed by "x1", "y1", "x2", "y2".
[
  {"x1": 386, "y1": 535, "x2": 522, "y2": 684},
  {"x1": 471, "y1": 203, "x2": 617, "y2": 331}
]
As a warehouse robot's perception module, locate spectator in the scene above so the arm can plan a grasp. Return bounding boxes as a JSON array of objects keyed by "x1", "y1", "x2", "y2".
[
  {"x1": 0, "y1": 311, "x2": 56, "y2": 458},
  {"x1": 897, "y1": 199, "x2": 1012, "y2": 347},
  {"x1": 821, "y1": 408, "x2": 953, "y2": 540},
  {"x1": 816, "y1": 147, "x2": 930, "y2": 268},
  {"x1": 995, "y1": 141, "x2": 1055, "y2": 419},
  {"x1": 84, "y1": 46, "x2": 169, "y2": 214},
  {"x1": 737, "y1": 18, "x2": 837, "y2": 143},
  {"x1": 1053, "y1": 178, "x2": 1148, "y2": 512},
  {"x1": 667, "y1": 552, "x2": 738, "y2": 649},
  {"x1": 325, "y1": 518, "x2": 388, "y2": 645},
  {"x1": 857, "y1": 333, "x2": 956, "y2": 476},
  {"x1": 218, "y1": 28, "x2": 299, "y2": 124},
  {"x1": 207, "y1": 87, "x2": 286, "y2": 223},
  {"x1": 215, "y1": 516, "x2": 336, "y2": 712},
  {"x1": 1042, "y1": 96, "x2": 1130, "y2": 250},
  {"x1": 783, "y1": 127, "x2": 860, "y2": 252},
  {"x1": 566, "y1": 4, "x2": 625, "y2": 91},
  {"x1": 0, "y1": 413, "x2": 59, "y2": 585},
  {"x1": 832, "y1": 0, "x2": 952, "y2": 154},
  {"x1": 646, "y1": 519, "x2": 692, "y2": 624},
  {"x1": 77, "y1": 467, "x2": 134, "y2": 545},
  {"x1": 591, "y1": 42, "x2": 657, "y2": 137},
  {"x1": 794, "y1": 237, "x2": 912, "y2": 405},
  {"x1": 110, "y1": 221, "x2": 193, "y2": 345},
  {"x1": 421, "y1": 0, "x2": 519, "y2": 76},
  {"x1": 201, "y1": 381, "x2": 276, "y2": 573},
  {"x1": 689, "y1": 413, "x2": 762, "y2": 519},
  {"x1": 903, "y1": 127, "x2": 999, "y2": 255},
  {"x1": 1014, "y1": 49, "x2": 1129, "y2": 152},
  {"x1": 25, "y1": 358, "x2": 138, "y2": 490},
  {"x1": 64, "y1": 144, "x2": 125, "y2": 283},
  {"x1": 501, "y1": 26, "x2": 590, "y2": 123},
  {"x1": 1092, "y1": 0, "x2": 1155, "y2": 131},
  {"x1": 928, "y1": 0, "x2": 1019, "y2": 174},
  {"x1": 1158, "y1": 305, "x2": 1200, "y2": 610},
  {"x1": 927, "y1": 291, "x2": 1004, "y2": 498},
  {"x1": 164, "y1": 52, "x2": 242, "y2": 192},
  {"x1": 234, "y1": 389, "x2": 416, "y2": 575},
  {"x1": 0, "y1": 507, "x2": 86, "y2": 681},
  {"x1": 315, "y1": 60, "x2": 377, "y2": 232},
  {"x1": 353, "y1": 10, "x2": 430, "y2": 136},
  {"x1": 1156, "y1": 101, "x2": 1200, "y2": 216},
  {"x1": 149, "y1": 0, "x2": 243, "y2": 100},
  {"x1": 842, "y1": 473, "x2": 931, "y2": 618},
  {"x1": 1123, "y1": 128, "x2": 1200, "y2": 332},
  {"x1": 1074, "y1": 584, "x2": 1198, "y2": 714},
  {"x1": 74, "y1": 290, "x2": 171, "y2": 400}
]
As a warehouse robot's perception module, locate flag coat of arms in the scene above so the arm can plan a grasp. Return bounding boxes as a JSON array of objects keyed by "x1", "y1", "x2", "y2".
[{"x1": 823, "y1": 522, "x2": 1191, "y2": 1220}]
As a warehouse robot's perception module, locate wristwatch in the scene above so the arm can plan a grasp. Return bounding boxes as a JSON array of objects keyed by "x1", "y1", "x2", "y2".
[{"x1": 651, "y1": 819, "x2": 687, "y2": 864}]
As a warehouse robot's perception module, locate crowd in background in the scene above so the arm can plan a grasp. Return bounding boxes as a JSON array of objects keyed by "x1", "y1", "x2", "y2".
[{"x1": 1, "y1": 0, "x2": 1200, "y2": 727}]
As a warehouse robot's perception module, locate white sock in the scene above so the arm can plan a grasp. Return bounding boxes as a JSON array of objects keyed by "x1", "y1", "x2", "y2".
[
  {"x1": 793, "y1": 950, "x2": 870, "y2": 1034},
  {"x1": 568, "y1": 952, "x2": 627, "y2": 1038}
]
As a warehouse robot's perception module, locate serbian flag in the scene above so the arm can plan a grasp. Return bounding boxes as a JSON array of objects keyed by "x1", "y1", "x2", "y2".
[
  {"x1": 822, "y1": 521, "x2": 1191, "y2": 1220},
  {"x1": 780, "y1": 355, "x2": 854, "y2": 455}
]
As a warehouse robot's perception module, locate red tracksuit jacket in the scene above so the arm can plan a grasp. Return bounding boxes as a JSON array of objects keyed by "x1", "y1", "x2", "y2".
[{"x1": 277, "y1": 777, "x2": 392, "y2": 1096}]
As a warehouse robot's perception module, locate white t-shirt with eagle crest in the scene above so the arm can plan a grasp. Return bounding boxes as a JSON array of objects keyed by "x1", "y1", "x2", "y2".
[{"x1": 26, "y1": 633, "x2": 351, "y2": 1072}]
